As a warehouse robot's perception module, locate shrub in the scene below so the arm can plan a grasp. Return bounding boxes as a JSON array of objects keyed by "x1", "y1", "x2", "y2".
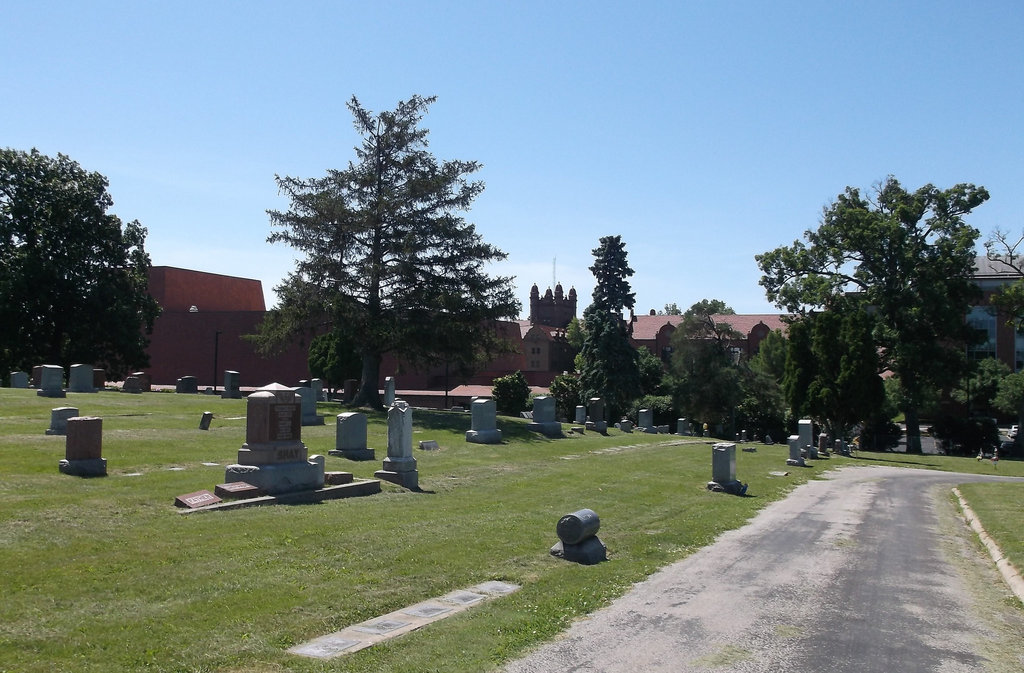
[
  {"x1": 492, "y1": 371, "x2": 531, "y2": 416},
  {"x1": 549, "y1": 372, "x2": 582, "y2": 421},
  {"x1": 629, "y1": 395, "x2": 675, "y2": 425}
]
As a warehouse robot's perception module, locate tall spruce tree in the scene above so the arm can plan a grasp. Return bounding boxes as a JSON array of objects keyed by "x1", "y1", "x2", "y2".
[
  {"x1": 578, "y1": 235, "x2": 641, "y2": 420},
  {"x1": 757, "y1": 177, "x2": 987, "y2": 452},
  {"x1": 259, "y1": 95, "x2": 519, "y2": 407}
]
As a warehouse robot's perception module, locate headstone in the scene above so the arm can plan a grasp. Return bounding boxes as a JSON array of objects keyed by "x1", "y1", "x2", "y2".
[
  {"x1": 741, "y1": 429, "x2": 748, "y2": 442},
  {"x1": 199, "y1": 411, "x2": 213, "y2": 430},
  {"x1": 223, "y1": 383, "x2": 325, "y2": 494},
  {"x1": 122, "y1": 376, "x2": 143, "y2": 394},
  {"x1": 618, "y1": 419, "x2": 633, "y2": 433},
  {"x1": 375, "y1": 402, "x2": 418, "y2": 489},
  {"x1": 837, "y1": 439, "x2": 851, "y2": 457},
  {"x1": 638, "y1": 408, "x2": 655, "y2": 433},
  {"x1": 36, "y1": 365, "x2": 66, "y2": 398},
  {"x1": 817, "y1": 433, "x2": 830, "y2": 457},
  {"x1": 310, "y1": 378, "x2": 324, "y2": 401},
  {"x1": 343, "y1": 379, "x2": 358, "y2": 403},
  {"x1": 677, "y1": 418, "x2": 690, "y2": 436},
  {"x1": 466, "y1": 398, "x2": 502, "y2": 444},
  {"x1": 31, "y1": 365, "x2": 43, "y2": 388},
  {"x1": 59, "y1": 416, "x2": 106, "y2": 476},
  {"x1": 130, "y1": 371, "x2": 152, "y2": 392},
  {"x1": 92, "y1": 368, "x2": 106, "y2": 390},
  {"x1": 587, "y1": 398, "x2": 607, "y2": 433},
  {"x1": 176, "y1": 376, "x2": 199, "y2": 394},
  {"x1": 214, "y1": 481, "x2": 264, "y2": 499},
  {"x1": 798, "y1": 419, "x2": 814, "y2": 453},
  {"x1": 10, "y1": 371, "x2": 28, "y2": 388},
  {"x1": 295, "y1": 386, "x2": 324, "y2": 426},
  {"x1": 550, "y1": 509, "x2": 607, "y2": 565},
  {"x1": 330, "y1": 412, "x2": 375, "y2": 460},
  {"x1": 68, "y1": 364, "x2": 96, "y2": 393},
  {"x1": 46, "y1": 406, "x2": 80, "y2": 435},
  {"x1": 419, "y1": 440, "x2": 440, "y2": 451},
  {"x1": 657, "y1": 425, "x2": 669, "y2": 434},
  {"x1": 526, "y1": 396, "x2": 562, "y2": 437},
  {"x1": 174, "y1": 490, "x2": 222, "y2": 509},
  {"x1": 575, "y1": 405, "x2": 587, "y2": 424},
  {"x1": 221, "y1": 370, "x2": 241, "y2": 399},
  {"x1": 707, "y1": 442, "x2": 747, "y2": 495},
  {"x1": 383, "y1": 377, "x2": 396, "y2": 406},
  {"x1": 786, "y1": 435, "x2": 807, "y2": 466}
]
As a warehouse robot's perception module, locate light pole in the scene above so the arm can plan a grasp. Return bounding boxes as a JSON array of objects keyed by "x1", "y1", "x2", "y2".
[{"x1": 213, "y1": 330, "x2": 221, "y2": 393}]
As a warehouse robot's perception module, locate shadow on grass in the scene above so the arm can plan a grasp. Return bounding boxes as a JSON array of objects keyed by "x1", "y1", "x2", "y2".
[{"x1": 852, "y1": 454, "x2": 941, "y2": 468}]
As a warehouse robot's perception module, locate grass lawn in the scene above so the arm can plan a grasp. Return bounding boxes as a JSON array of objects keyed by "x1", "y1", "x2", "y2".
[{"x1": 0, "y1": 388, "x2": 1021, "y2": 672}]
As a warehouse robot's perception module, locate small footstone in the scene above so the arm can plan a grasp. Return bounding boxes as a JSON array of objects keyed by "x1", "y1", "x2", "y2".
[
  {"x1": 214, "y1": 482, "x2": 264, "y2": 499},
  {"x1": 174, "y1": 490, "x2": 222, "y2": 508}
]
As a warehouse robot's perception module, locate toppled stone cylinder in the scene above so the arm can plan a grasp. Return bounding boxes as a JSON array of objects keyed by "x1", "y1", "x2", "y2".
[{"x1": 551, "y1": 508, "x2": 607, "y2": 565}]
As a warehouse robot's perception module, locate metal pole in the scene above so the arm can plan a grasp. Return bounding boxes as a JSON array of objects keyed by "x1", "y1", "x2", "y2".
[{"x1": 213, "y1": 330, "x2": 221, "y2": 392}]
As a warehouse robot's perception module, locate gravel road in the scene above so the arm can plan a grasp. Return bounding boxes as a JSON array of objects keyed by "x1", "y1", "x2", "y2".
[{"x1": 503, "y1": 465, "x2": 1024, "y2": 673}]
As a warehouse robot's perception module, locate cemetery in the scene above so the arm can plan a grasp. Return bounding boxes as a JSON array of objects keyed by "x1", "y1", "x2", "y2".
[{"x1": 1, "y1": 385, "x2": 1022, "y2": 672}]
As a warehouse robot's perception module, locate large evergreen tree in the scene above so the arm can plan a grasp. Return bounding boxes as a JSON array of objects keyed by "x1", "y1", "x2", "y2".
[
  {"x1": 578, "y1": 235, "x2": 641, "y2": 420},
  {"x1": 757, "y1": 177, "x2": 987, "y2": 452},
  {"x1": 258, "y1": 95, "x2": 520, "y2": 407},
  {"x1": 0, "y1": 148, "x2": 159, "y2": 379}
]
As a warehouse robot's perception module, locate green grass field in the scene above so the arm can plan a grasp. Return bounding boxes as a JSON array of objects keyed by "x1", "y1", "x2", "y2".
[{"x1": 0, "y1": 388, "x2": 1020, "y2": 672}]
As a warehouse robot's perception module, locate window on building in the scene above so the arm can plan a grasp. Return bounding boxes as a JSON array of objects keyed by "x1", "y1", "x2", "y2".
[{"x1": 967, "y1": 306, "x2": 997, "y2": 361}]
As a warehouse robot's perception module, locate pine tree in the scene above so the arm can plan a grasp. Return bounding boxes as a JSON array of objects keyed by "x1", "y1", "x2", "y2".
[
  {"x1": 578, "y1": 235, "x2": 641, "y2": 420},
  {"x1": 258, "y1": 95, "x2": 520, "y2": 407}
]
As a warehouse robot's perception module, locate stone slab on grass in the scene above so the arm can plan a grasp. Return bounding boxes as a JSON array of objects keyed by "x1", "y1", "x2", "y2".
[{"x1": 288, "y1": 581, "x2": 521, "y2": 660}]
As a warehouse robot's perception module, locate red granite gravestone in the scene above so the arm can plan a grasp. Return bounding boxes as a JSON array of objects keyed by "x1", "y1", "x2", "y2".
[
  {"x1": 65, "y1": 417, "x2": 103, "y2": 460},
  {"x1": 174, "y1": 490, "x2": 222, "y2": 508}
]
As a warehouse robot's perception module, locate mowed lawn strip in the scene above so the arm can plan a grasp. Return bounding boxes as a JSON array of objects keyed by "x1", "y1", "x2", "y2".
[
  {"x1": 956, "y1": 481, "x2": 1024, "y2": 588},
  {"x1": 1, "y1": 388, "x2": 1021, "y2": 672}
]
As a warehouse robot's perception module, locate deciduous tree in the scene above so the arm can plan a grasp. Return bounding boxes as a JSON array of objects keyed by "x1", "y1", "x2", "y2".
[
  {"x1": 757, "y1": 177, "x2": 987, "y2": 452},
  {"x1": 259, "y1": 95, "x2": 519, "y2": 407},
  {"x1": 0, "y1": 148, "x2": 159, "y2": 379}
]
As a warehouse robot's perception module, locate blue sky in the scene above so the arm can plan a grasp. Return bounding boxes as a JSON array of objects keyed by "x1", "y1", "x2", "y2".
[{"x1": 3, "y1": 1, "x2": 1022, "y2": 316}]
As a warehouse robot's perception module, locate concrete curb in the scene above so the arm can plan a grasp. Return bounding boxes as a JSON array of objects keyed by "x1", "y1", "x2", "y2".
[{"x1": 952, "y1": 487, "x2": 1024, "y2": 604}]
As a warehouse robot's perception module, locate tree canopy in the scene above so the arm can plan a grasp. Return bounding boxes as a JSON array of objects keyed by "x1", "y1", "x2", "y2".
[
  {"x1": 757, "y1": 177, "x2": 987, "y2": 452},
  {"x1": 578, "y1": 235, "x2": 641, "y2": 420},
  {"x1": 258, "y1": 95, "x2": 520, "y2": 407},
  {"x1": 0, "y1": 148, "x2": 159, "y2": 379}
]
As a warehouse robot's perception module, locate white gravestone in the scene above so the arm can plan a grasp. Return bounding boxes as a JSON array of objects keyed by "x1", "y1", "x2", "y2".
[{"x1": 375, "y1": 402, "x2": 418, "y2": 489}]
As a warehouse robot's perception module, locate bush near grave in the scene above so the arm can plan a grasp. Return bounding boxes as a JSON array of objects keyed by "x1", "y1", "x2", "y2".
[{"x1": 492, "y1": 370, "x2": 531, "y2": 416}]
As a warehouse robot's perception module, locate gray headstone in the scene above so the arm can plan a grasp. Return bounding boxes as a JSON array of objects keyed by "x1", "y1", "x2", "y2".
[
  {"x1": 638, "y1": 408, "x2": 654, "y2": 431},
  {"x1": 786, "y1": 435, "x2": 806, "y2": 466},
  {"x1": 9, "y1": 371, "x2": 28, "y2": 388},
  {"x1": 711, "y1": 442, "x2": 736, "y2": 484},
  {"x1": 295, "y1": 386, "x2": 324, "y2": 426},
  {"x1": 466, "y1": 398, "x2": 501, "y2": 444},
  {"x1": 46, "y1": 406, "x2": 80, "y2": 435},
  {"x1": 575, "y1": 405, "x2": 586, "y2": 424},
  {"x1": 384, "y1": 377, "x2": 396, "y2": 406},
  {"x1": 532, "y1": 396, "x2": 556, "y2": 424},
  {"x1": 798, "y1": 419, "x2": 813, "y2": 449},
  {"x1": 376, "y1": 402, "x2": 418, "y2": 489},
  {"x1": 123, "y1": 376, "x2": 143, "y2": 394},
  {"x1": 199, "y1": 411, "x2": 213, "y2": 430},
  {"x1": 176, "y1": 376, "x2": 199, "y2": 394},
  {"x1": 222, "y1": 370, "x2": 241, "y2": 399},
  {"x1": 36, "y1": 365, "x2": 66, "y2": 398},
  {"x1": 677, "y1": 418, "x2": 689, "y2": 435},
  {"x1": 68, "y1": 364, "x2": 96, "y2": 393},
  {"x1": 330, "y1": 412, "x2": 374, "y2": 460}
]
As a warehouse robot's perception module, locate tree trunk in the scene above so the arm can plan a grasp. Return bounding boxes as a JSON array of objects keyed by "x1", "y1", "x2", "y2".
[
  {"x1": 350, "y1": 352, "x2": 383, "y2": 409},
  {"x1": 904, "y1": 406, "x2": 923, "y2": 454}
]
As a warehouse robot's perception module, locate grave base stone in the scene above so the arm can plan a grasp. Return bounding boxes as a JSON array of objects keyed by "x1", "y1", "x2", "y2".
[
  {"x1": 59, "y1": 457, "x2": 107, "y2": 477},
  {"x1": 324, "y1": 471, "x2": 354, "y2": 485},
  {"x1": 550, "y1": 537, "x2": 608, "y2": 565}
]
